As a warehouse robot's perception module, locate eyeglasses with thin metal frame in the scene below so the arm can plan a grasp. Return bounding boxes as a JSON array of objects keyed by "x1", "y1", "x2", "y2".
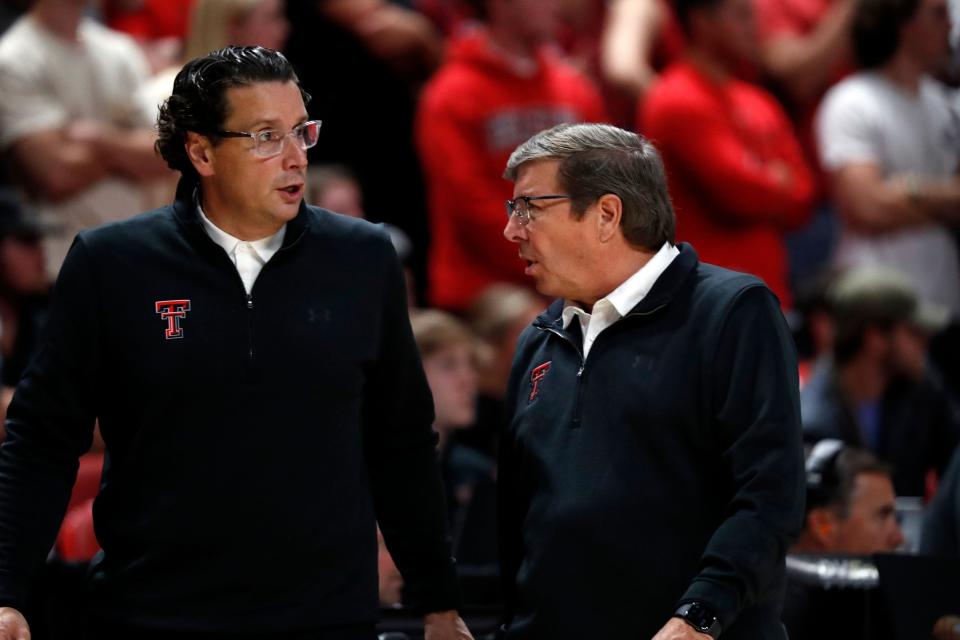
[
  {"x1": 215, "y1": 120, "x2": 322, "y2": 158},
  {"x1": 505, "y1": 194, "x2": 571, "y2": 226}
]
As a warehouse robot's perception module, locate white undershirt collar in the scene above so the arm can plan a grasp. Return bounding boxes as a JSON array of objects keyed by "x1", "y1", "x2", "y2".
[
  {"x1": 561, "y1": 242, "x2": 680, "y2": 358},
  {"x1": 197, "y1": 204, "x2": 286, "y2": 294}
]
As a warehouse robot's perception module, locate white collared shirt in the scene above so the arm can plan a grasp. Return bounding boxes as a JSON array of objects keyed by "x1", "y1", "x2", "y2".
[
  {"x1": 561, "y1": 242, "x2": 680, "y2": 359},
  {"x1": 197, "y1": 205, "x2": 286, "y2": 294}
]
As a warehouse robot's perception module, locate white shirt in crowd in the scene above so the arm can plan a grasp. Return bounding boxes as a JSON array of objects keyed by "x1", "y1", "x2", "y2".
[
  {"x1": 817, "y1": 71, "x2": 960, "y2": 317},
  {"x1": 0, "y1": 15, "x2": 156, "y2": 278}
]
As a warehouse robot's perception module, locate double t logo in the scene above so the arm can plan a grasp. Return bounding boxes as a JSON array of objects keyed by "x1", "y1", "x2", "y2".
[
  {"x1": 529, "y1": 361, "x2": 551, "y2": 403},
  {"x1": 155, "y1": 299, "x2": 191, "y2": 339}
]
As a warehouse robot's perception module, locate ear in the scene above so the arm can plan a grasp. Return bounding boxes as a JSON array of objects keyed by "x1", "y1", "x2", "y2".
[
  {"x1": 807, "y1": 508, "x2": 839, "y2": 548},
  {"x1": 595, "y1": 193, "x2": 623, "y2": 243},
  {"x1": 185, "y1": 131, "x2": 216, "y2": 178}
]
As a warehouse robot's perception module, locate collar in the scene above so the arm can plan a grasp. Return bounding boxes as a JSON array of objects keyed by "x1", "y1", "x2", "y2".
[
  {"x1": 537, "y1": 242, "x2": 701, "y2": 330},
  {"x1": 197, "y1": 202, "x2": 285, "y2": 264},
  {"x1": 171, "y1": 176, "x2": 309, "y2": 254},
  {"x1": 561, "y1": 242, "x2": 680, "y2": 328}
]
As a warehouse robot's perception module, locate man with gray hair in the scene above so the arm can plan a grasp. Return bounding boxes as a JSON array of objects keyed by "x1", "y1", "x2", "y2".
[{"x1": 498, "y1": 123, "x2": 805, "y2": 639}]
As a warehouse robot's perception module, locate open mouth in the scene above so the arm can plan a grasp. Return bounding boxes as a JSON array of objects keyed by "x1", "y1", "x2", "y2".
[{"x1": 280, "y1": 185, "x2": 302, "y2": 194}]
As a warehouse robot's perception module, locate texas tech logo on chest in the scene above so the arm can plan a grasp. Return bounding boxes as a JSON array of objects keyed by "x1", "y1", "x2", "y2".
[
  {"x1": 155, "y1": 299, "x2": 191, "y2": 339},
  {"x1": 528, "y1": 361, "x2": 551, "y2": 403}
]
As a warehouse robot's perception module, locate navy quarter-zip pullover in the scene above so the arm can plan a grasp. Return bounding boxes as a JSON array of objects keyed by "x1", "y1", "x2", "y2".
[
  {"x1": 499, "y1": 244, "x2": 805, "y2": 639},
  {"x1": 0, "y1": 180, "x2": 461, "y2": 633}
]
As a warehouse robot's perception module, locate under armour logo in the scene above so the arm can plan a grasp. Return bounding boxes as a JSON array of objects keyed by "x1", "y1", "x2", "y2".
[
  {"x1": 529, "y1": 361, "x2": 551, "y2": 403},
  {"x1": 155, "y1": 299, "x2": 191, "y2": 339}
]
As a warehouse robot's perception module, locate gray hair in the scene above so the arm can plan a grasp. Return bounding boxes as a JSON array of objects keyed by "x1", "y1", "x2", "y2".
[{"x1": 504, "y1": 123, "x2": 676, "y2": 251}]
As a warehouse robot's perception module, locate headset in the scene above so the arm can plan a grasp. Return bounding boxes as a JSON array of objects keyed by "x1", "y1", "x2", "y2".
[{"x1": 805, "y1": 439, "x2": 847, "y2": 511}]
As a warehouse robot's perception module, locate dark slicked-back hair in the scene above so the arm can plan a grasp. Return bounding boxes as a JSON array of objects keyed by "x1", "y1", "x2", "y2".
[
  {"x1": 851, "y1": 0, "x2": 921, "y2": 68},
  {"x1": 156, "y1": 46, "x2": 311, "y2": 183},
  {"x1": 504, "y1": 123, "x2": 676, "y2": 251}
]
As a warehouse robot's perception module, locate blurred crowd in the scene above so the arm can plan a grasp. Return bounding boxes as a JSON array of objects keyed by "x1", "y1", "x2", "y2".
[{"x1": 0, "y1": 0, "x2": 958, "y2": 637}]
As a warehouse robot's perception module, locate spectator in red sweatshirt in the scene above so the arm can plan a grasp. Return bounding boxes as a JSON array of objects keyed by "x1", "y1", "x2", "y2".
[
  {"x1": 639, "y1": 0, "x2": 815, "y2": 307},
  {"x1": 416, "y1": 0, "x2": 607, "y2": 312}
]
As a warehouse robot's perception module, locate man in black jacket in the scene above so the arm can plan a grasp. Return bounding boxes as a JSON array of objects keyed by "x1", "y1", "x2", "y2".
[
  {"x1": 0, "y1": 46, "x2": 471, "y2": 640},
  {"x1": 498, "y1": 123, "x2": 805, "y2": 639}
]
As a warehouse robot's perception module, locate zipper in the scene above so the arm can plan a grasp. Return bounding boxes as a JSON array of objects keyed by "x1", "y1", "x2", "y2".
[
  {"x1": 245, "y1": 293, "x2": 255, "y2": 380},
  {"x1": 533, "y1": 300, "x2": 669, "y2": 429},
  {"x1": 537, "y1": 325, "x2": 586, "y2": 429}
]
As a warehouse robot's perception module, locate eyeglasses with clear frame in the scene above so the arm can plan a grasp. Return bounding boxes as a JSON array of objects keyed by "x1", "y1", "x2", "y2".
[
  {"x1": 215, "y1": 120, "x2": 322, "y2": 158},
  {"x1": 504, "y1": 194, "x2": 571, "y2": 226}
]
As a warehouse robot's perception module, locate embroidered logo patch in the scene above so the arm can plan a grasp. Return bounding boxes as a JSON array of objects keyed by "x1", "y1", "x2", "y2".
[
  {"x1": 528, "y1": 361, "x2": 551, "y2": 403},
  {"x1": 155, "y1": 299, "x2": 191, "y2": 339}
]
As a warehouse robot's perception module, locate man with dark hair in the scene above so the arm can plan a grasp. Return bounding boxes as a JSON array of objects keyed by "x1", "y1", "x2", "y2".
[
  {"x1": 816, "y1": 0, "x2": 960, "y2": 318},
  {"x1": 499, "y1": 122, "x2": 805, "y2": 639},
  {"x1": 415, "y1": 0, "x2": 606, "y2": 312},
  {"x1": 640, "y1": 0, "x2": 814, "y2": 309},
  {"x1": 793, "y1": 440, "x2": 904, "y2": 554},
  {"x1": 801, "y1": 267, "x2": 960, "y2": 496},
  {"x1": 782, "y1": 440, "x2": 904, "y2": 639},
  {"x1": 0, "y1": 46, "x2": 471, "y2": 640}
]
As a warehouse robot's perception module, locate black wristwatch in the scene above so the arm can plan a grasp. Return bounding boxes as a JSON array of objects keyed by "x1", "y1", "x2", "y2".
[{"x1": 673, "y1": 602, "x2": 722, "y2": 639}]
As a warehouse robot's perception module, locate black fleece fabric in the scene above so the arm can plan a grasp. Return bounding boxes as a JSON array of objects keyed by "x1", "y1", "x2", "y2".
[
  {"x1": 498, "y1": 243, "x2": 805, "y2": 639},
  {"x1": 0, "y1": 182, "x2": 460, "y2": 633}
]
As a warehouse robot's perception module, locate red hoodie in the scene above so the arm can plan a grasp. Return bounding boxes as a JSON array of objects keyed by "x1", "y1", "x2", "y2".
[{"x1": 417, "y1": 28, "x2": 607, "y2": 311}]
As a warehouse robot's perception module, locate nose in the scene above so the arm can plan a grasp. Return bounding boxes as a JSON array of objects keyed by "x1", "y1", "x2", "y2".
[
  {"x1": 503, "y1": 214, "x2": 527, "y2": 243},
  {"x1": 888, "y1": 520, "x2": 906, "y2": 551},
  {"x1": 282, "y1": 135, "x2": 308, "y2": 170}
]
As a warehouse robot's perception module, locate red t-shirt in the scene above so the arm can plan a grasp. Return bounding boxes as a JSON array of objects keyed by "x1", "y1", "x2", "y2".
[{"x1": 640, "y1": 61, "x2": 814, "y2": 307}]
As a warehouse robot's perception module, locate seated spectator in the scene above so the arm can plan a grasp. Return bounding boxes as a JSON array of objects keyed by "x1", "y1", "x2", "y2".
[
  {"x1": 793, "y1": 440, "x2": 904, "y2": 554},
  {"x1": 308, "y1": 164, "x2": 368, "y2": 219},
  {"x1": 801, "y1": 266, "x2": 960, "y2": 496},
  {"x1": 784, "y1": 440, "x2": 904, "y2": 639},
  {"x1": 409, "y1": 310, "x2": 494, "y2": 547},
  {"x1": 815, "y1": 0, "x2": 960, "y2": 318},
  {"x1": 461, "y1": 283, "x2": 544, "y2": 457},
  {"x1": 0, "y1": 0, "x2": 170, "y2": 279},
  {"x1": 416, "y1": 0, "x2": 606, "y2": 311},
  {"x1": 640, "y1": 0, "x2": 815, "y2": 308},
  {"x1": 308, "y1": 164, "x2": 416, "y2": 305}
]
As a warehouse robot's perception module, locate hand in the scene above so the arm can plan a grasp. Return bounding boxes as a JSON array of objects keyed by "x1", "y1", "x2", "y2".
[
  {"x1": 651, "y1": 617, "x2": 712, "y2": 640},
  {"x1": 0, "y1": 607, "x2": 30, "y2": 640},
  {"x1": 354, "y1": 5, "x2": 442, "y2": 76},
  {"x1": 423, "y1": 610, "x2": 473, "y2": 640}
]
